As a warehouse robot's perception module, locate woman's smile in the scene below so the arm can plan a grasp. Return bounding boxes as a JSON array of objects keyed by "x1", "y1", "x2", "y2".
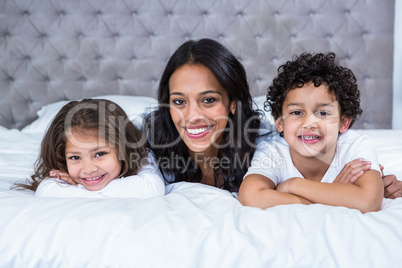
[
  {"x1": 169, "y1": 64, "x2": 235, "y2": 154},
  {"x1": 184, "y1": 125, "x2": 213, "y2": 137}
]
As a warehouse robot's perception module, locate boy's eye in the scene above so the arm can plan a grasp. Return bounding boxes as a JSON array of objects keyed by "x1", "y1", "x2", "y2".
[
  {"x1": 317, "y1": 111, "x2": 330, "y2": 117},
  {"x1": 203, "y1": 97, "x2": 216, "y2": 104},
  {"x1": 290, "y1": 111, "x2": 303, "y2": 116}
]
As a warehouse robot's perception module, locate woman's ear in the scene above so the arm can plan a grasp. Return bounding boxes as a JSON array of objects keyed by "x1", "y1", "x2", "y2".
[
  {"x1": 274, "y1": 117, "x2": 284, "y2": 132},
  {"x1": 339, "y1": 116, "x2": 352, "y2": 134},
  {"x1": 230, "y1": 101, "x2": 236, "y2": 115}
]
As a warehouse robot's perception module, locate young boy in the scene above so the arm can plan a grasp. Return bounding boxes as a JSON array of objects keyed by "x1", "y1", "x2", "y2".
[{"x1": 238, "y1": 52, "x2": 383, "y2": 213}]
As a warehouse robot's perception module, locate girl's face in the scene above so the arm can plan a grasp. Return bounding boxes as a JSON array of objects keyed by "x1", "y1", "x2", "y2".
[
  {"x1": 169, "y1": 64, "x2": 236, "y2": 156},
  {"x1": 65, "y1": 129, "x2": 122, "y2": 191},
  {"x1": 275, "y1": 82, "x2": 351, "y2": 164}
]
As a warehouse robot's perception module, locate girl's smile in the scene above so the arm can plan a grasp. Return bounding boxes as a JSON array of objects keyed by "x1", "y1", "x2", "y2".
[{"x1": 65, "y1": 129, "x2": 122, "y2": 191}]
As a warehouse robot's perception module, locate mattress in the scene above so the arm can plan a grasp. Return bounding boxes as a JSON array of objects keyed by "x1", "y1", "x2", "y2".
[{"x1": 1, "y1": 96, "x2": 402, "y2": 267}]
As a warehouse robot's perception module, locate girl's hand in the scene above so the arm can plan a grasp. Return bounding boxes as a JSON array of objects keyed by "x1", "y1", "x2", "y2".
[
  {"x1": 49, "y1": 170, "x2": 77, "y2": 186},
  {"x1": 333, "y1": 159, "x2": 371, "y2": 185}
]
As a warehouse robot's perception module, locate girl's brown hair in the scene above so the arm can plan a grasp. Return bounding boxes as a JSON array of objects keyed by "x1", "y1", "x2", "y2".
[{"x1": 13, "y1": 98, "x2": 147, "y2": 191}]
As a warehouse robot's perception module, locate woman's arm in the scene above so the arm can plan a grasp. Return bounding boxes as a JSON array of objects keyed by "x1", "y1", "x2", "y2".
[
  {"x1": 238, "y1": 174, "x2": 312, "y2": 209},
  {"x1": 276, "y1": 170, "x2": 384, "y2": 213}
]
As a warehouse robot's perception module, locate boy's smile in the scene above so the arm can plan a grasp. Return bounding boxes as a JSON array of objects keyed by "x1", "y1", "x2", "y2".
[{"x1": 275, "y1": 82, "x2": 351, "y2": 165}]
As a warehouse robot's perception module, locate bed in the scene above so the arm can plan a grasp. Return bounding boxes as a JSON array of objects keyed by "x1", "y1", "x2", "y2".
[{"x1": 1, "y1": 0, "x2": 402, "y2": 267}]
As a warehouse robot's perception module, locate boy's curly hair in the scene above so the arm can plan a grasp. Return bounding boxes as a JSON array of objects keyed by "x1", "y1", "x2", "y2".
[{"x1": 265, "y1": 52, "x2": 362, "y2": 128}]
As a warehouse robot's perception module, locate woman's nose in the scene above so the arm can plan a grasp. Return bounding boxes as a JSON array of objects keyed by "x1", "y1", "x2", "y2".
[{"x1": 186, "y1": 102, "x2": 204, "y2": 123}]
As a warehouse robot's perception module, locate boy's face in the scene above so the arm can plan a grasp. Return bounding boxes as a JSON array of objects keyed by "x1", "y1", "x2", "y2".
[{"x1": 275, "y1": 82, "x2": 351, "y2": 164}]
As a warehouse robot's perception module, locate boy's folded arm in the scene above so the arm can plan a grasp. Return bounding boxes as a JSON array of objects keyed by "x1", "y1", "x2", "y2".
[
  {"x1": 238, "y1": 174, "x2": 312, "y2": 209},
  {"x1": 279, "y1": 170, "x2": 384, "y2": 213}
]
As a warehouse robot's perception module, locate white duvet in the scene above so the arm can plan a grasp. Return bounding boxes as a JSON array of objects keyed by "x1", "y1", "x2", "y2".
[{"x1": 1, "y1": 126, "x2": 402, "y2": 267}]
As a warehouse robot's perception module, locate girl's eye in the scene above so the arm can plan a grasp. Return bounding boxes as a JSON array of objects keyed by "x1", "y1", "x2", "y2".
[
  {"x1": 95, "y1": 151, "x2": 107, "y2": 157},
  {"x1": 69, "y1": 156, "x2": 81, "y2": 160},
  {"x1": 172, "y1": 99, "x2": 185, "y2": 105},
  {"x1": 203, "y1": 97, "x2": 216, "y2": 104}
]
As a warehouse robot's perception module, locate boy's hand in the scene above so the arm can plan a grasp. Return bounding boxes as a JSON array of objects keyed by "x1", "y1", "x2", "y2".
[
  {"x1": 49, "y1": 170, "x2": 77, "y2": 186},
  {"x1": 275, "y1": 177, "x2": 299, "y2": 193},
  {"x1": 333, "y1": 159, "x2": 371, "y2": 185},
  {"x1": 380, "y1": 165, "x2": 402, "y2": 199}
]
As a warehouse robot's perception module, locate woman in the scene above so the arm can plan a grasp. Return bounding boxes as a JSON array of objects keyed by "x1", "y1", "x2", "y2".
[{"x1": 144, "y1": 38, "x2": 263, "y2": 192}]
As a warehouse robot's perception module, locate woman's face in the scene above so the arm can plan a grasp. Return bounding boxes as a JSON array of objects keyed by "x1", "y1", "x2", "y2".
[{"x1": 169, "y1": 64, "x2": 236, "y2": 156}]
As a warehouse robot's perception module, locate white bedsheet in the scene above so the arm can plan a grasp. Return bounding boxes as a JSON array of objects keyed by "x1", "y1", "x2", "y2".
[{"x1": 1, "y1": 126, "x2": 402, "y2": 267}]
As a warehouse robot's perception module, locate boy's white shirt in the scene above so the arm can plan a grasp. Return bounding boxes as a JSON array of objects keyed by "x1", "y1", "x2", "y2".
[
  {"x1": 35, "y1": 151, "x2": 165, "y2": 198},
  {"x1": 245, "y1": 130, "x2": 381, "y2": 186}
]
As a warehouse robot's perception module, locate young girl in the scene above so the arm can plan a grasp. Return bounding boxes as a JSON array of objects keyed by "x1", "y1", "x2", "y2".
[{"x1": 14, "y1": 98, "x2": 165, "y2": 198}]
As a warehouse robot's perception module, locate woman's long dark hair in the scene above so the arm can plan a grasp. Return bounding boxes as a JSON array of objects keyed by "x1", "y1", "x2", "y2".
[{"x1": 144, "y1": 38, "x2": 261, "y2": 192}]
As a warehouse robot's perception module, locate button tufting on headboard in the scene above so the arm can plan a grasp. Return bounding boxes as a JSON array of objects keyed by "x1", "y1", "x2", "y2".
[{"x1": 0, "y1": 0, "x2": 395, "y2": 129}]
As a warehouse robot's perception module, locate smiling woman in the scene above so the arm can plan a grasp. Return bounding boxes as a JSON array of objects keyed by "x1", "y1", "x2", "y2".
[
  {"x1": 144, "y1": 38, "x2": 262, "y2": 191},
  {"x1": 169, "y1": 64, "x2": 236, "y2": 155}
]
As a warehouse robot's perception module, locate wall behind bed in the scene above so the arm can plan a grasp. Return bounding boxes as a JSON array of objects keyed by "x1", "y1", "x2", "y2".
[{"x1": 0, "y1": 0, "x2": 395, "y2": 130}]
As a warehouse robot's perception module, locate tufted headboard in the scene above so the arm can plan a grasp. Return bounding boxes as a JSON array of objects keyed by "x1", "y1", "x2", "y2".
[{"x1": 0, "y1": 0, "x2": 395, "y2": 129}]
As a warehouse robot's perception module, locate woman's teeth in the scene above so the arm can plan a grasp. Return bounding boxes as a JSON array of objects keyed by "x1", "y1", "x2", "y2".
[{"x1": 187, "y1": 127, "x2": 210, "y2": 135}]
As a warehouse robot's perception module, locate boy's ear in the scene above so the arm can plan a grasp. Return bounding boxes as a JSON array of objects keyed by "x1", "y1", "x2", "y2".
[
  {"x1": 274, "y1": 117, "x2": 284, "y2": 132},
  {"x1": 339, "y1": 116, "x2": 352, "y2": 134}
]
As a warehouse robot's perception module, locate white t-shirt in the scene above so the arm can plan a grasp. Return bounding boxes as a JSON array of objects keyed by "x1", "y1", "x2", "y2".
[
  {"x1": 245, "y1": 130, "x2": 381, "y2": 186},
  {"x1": 36, "y1": 152, "x2": 165, "y2": 198}
]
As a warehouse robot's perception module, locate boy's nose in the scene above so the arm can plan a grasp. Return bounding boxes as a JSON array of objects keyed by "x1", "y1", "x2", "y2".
[{"x1": 302, "y1": 113, "x2": 319, "y2": 128}]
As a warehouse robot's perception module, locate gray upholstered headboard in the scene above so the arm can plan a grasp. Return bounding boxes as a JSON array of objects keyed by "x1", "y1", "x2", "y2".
[{"x1": 0, "y1": 0, "x2": 395, "y2": 129}]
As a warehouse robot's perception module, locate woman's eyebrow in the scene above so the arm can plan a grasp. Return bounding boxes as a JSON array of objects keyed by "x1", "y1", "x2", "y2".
[
  {"x1": 169, "y1": 90, "x2": 222, "y2": 96},
  {"x1": 169, "y1": 92, "x2": 184, "y2": 96},
  {"x1": 200, "y1": 90, "x2": 222, "y2": 96}
]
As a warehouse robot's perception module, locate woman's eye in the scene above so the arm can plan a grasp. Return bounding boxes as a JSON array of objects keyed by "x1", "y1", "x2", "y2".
[
  {"x1": 203, "y1": 97, "x2": 216, "y2": 104},
  {"x1": 172, "y1": 99, "x2": 185, "y2": 105},
  {"x1": 69, "y1": 156, "x2": 80, "y2": 160}
]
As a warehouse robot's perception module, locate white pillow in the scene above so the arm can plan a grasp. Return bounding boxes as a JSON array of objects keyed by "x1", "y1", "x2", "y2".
[{"x1": 22, "y1": 95, "x2": 158, "y2": 134}]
